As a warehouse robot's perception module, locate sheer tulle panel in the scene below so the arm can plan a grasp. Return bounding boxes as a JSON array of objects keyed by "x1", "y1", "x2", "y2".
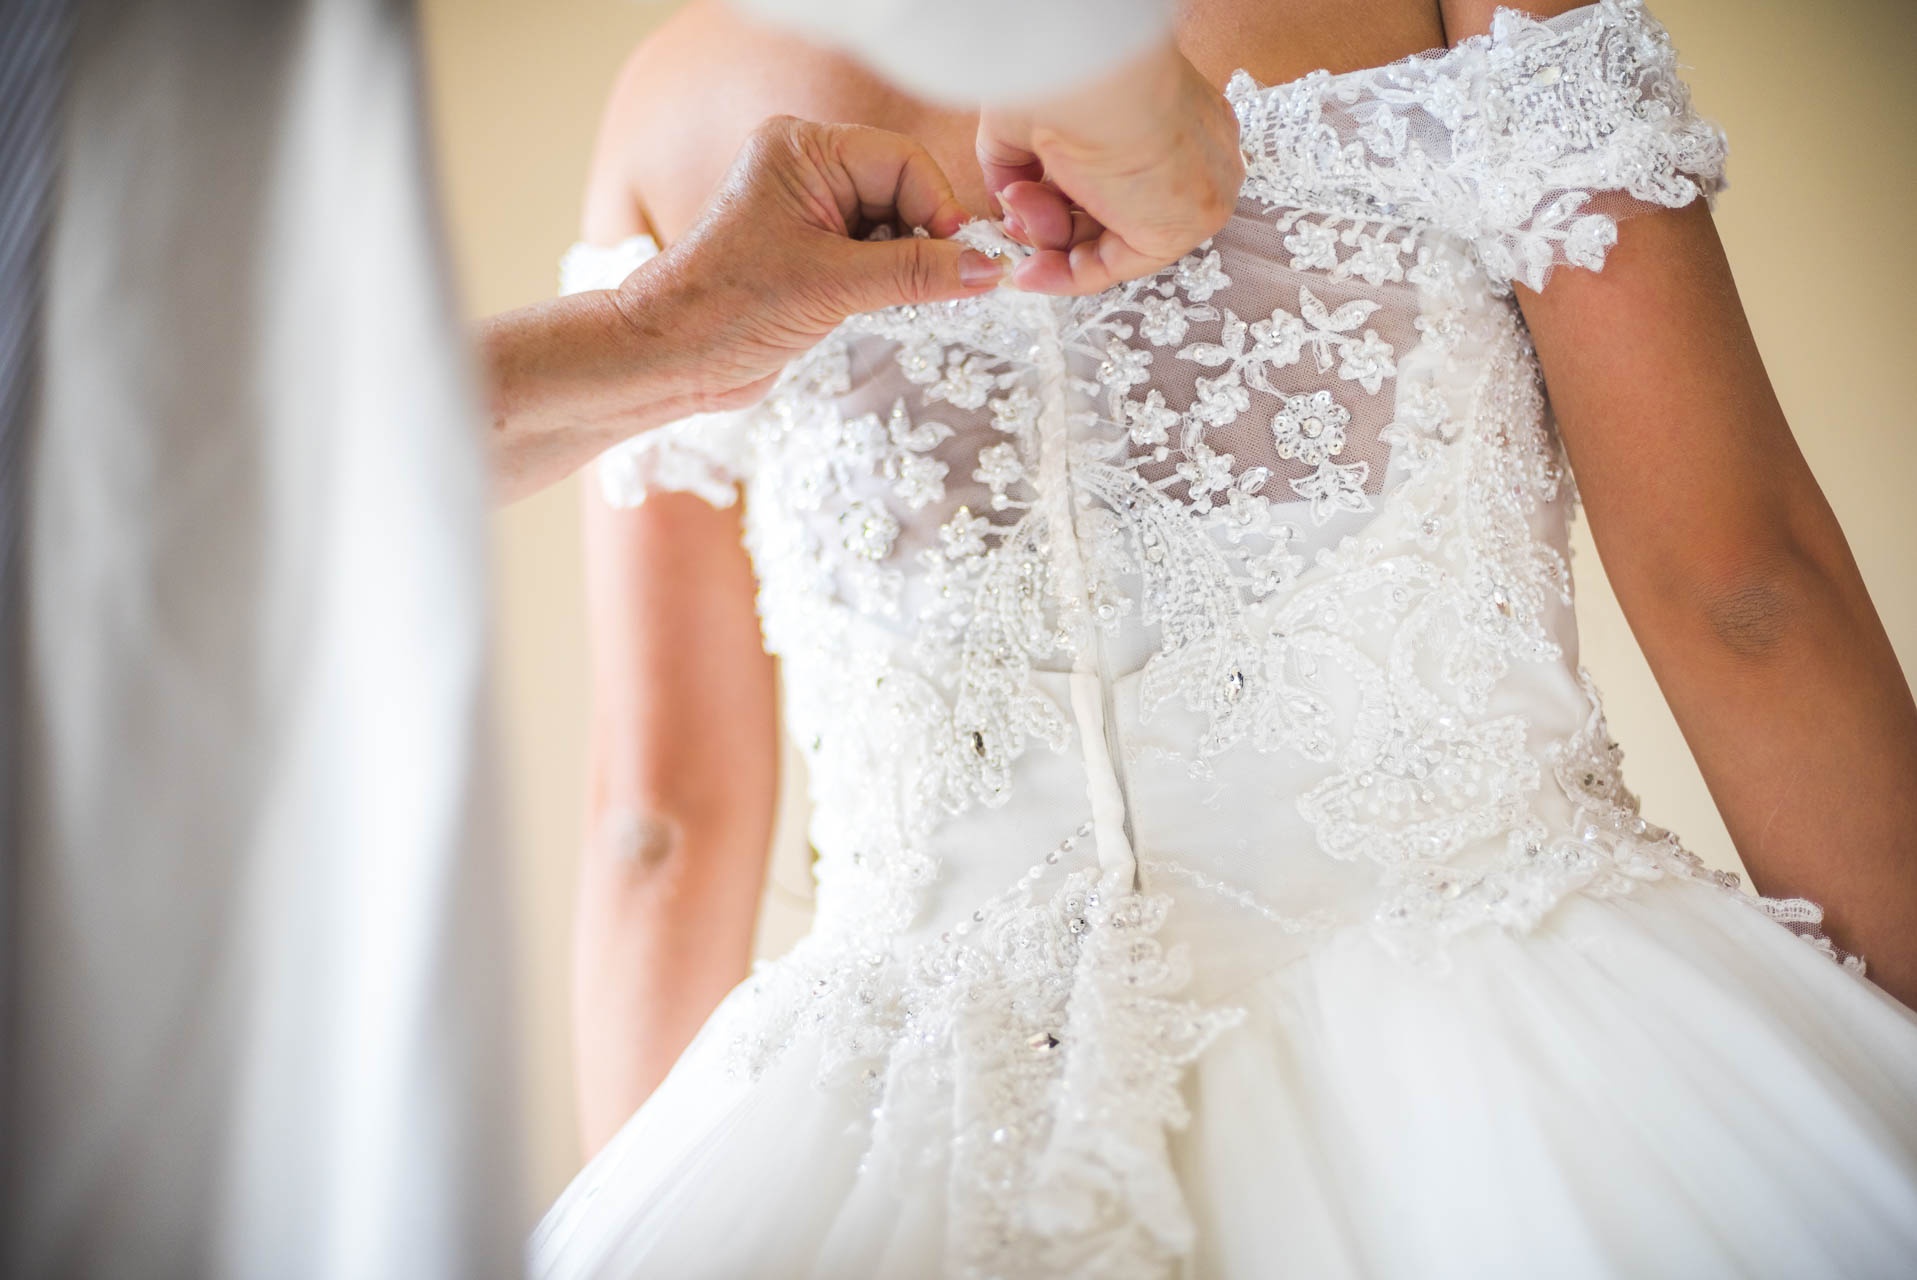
[
  {"x1": 753, "y1": 203, "x2": 1438, "y2": 647},
  {"x1": 1065, "y1": 204, "x2": 1426, "y2": 542}
]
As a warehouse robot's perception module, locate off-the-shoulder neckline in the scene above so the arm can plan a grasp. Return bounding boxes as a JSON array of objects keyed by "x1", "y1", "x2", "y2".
[
  {"x1": 568, "y1": 1, "x2": 1627, "y2": 259},
  {"x1": 1224, "y1": 0, "x2": 1621, "y2": 102}
]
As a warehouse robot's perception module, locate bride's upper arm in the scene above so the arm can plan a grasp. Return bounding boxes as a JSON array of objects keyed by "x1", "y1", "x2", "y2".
[
  {"x1": 1452, "y1": 9, "x2": 1849, "y2": 664},
  {"x1": 1512, "y1": 201, "x2": 1821, "y2": 608},
  {"x1": 577, "y1": 6, "x2": 785, "y2": 832},
  {"x1": 581, "y1": 480, "x2": 776, "y2": 836},
  {"x1": 1421, "y1": 1, "x2": 1834, "y2": 635}
]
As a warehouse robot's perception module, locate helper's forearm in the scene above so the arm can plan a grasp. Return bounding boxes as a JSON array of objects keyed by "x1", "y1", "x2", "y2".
[{"x1": 478, "y1": 289, "x2": 702, "y2": 505}]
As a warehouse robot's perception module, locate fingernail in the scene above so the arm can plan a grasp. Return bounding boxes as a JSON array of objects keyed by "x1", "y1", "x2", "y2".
[
  {"x1": 1003, "y1": 207, "x2": 1025, "y2": 241},
  {"x1": 959, "y1": 250, "x2": 1005, "y2": 288}
]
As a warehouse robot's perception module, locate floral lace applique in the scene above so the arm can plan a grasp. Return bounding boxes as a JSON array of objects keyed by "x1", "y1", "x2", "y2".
[{"x1": 1226, "y1": 0, "x2": 1728, "y2": 292}]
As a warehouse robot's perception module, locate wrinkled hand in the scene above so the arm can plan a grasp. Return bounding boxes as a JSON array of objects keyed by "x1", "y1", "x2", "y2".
[
  {"x1": 977, "y1": 39, "x2": 1244, "y2": 295},
  {"x1": 617, "y1": 117, "x2": 1007, "y2": 414}
]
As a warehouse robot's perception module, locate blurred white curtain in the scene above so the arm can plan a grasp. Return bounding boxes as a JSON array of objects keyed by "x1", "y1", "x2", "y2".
[{"x1": 7, "y1": 1, "x2": 521, "y2": 1275}]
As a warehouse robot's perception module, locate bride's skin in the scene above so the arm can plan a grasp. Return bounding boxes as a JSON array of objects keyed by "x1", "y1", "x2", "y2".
[{"x1": 571, "y1": 0, "x2": 1917, "y2": 1158}]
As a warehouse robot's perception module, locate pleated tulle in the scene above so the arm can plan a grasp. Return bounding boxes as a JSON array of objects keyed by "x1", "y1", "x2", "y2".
[{"x1": 530, "y1": 875, "x2": 1917, "y2": 1279}]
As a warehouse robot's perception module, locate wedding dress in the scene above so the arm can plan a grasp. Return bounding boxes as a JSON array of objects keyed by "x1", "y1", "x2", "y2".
[{"x1": 532, "y1": 4, "x2": 1917, "y2": 1275}]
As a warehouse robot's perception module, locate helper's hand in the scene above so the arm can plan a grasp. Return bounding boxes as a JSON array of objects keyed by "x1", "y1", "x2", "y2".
[
  {"x1": 977, "y1": 38, "x2": 1244, "y2": 295},
  {"x1": 484, "y1": 117, "x2": 1005, "y2": 502},
  {"x1": 618, "y1": 116, "x2": 1007, "y2": 413}
]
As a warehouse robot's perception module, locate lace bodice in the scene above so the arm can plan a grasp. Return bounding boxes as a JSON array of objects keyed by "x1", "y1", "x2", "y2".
[{"x1": 556, "y1": 5, "x2": 1860, "y2": 1276}]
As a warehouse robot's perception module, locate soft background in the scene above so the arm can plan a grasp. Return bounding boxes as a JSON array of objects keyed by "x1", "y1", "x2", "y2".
[{"x1": 417, "y1": 0, "x2": 1917, "y2": 1217}]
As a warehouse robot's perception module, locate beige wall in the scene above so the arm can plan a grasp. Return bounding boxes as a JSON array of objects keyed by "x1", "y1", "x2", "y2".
[{"x1": 419, "y1": 0, "x2": 1917, "y2": 1214}]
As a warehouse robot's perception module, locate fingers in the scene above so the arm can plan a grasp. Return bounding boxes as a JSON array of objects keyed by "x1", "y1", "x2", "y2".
[
  {"x1": 1009, "y1": 230, "x2": 1173, "y2": 297},
  {"x1": 766, "y1": 118, "x2": 971, "y2": 239},
  {"x1": 998, "y1": 181, "x2": 1082, "y2": 251},
  {"x1": 797, "y1": 121, "x2": 1016, "y2": 307},
  {"x1": 976, "y1": 43, "x2": 1245, "y2": 294},
  {"x1": 975, "y1": 110, "x2": 1045, "y2": 208},
  {"x1": 838, "y1": 124, "x2": 972, "y2": 237},
  {"x1": 835, "y1": 235, "x2": 1009, "y2": 314}
]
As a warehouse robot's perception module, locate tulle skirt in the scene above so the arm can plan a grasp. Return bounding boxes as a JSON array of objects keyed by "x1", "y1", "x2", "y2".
[{"x1": 529, "y1": 872, "x2": 1917, "y2": 1278}]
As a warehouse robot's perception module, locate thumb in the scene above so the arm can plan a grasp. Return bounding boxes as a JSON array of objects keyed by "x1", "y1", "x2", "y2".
[{"x1": 833, "y1": 235, "x2": 1008, "y2": 313}]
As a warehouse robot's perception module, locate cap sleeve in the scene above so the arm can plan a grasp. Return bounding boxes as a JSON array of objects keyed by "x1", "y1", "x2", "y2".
[
  {"x1": 558, "y1": 234, "x2": 758, "y2": 509},
  {"x1": 1231, "y1": 0, "x2": 1728, "y2": 294}
]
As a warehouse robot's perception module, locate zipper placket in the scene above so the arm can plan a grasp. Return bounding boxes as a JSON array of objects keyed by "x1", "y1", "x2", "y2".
[{"x1": 1024, "y1": 293, "x2": 1140, "y2": 893}]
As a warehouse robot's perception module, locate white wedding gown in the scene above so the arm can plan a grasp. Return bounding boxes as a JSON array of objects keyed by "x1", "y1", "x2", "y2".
[{"x1": 532, "y1": 4, "x2": 1917, "y2": 1275}]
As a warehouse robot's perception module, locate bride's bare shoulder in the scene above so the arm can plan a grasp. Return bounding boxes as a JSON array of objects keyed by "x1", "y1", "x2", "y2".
[
  {"x1": 580, "y1": 0, "x2": 936, "y2": 244},
  {"x1": 1435, "y1": 0, "x2": 1589, "y2": 43}
]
